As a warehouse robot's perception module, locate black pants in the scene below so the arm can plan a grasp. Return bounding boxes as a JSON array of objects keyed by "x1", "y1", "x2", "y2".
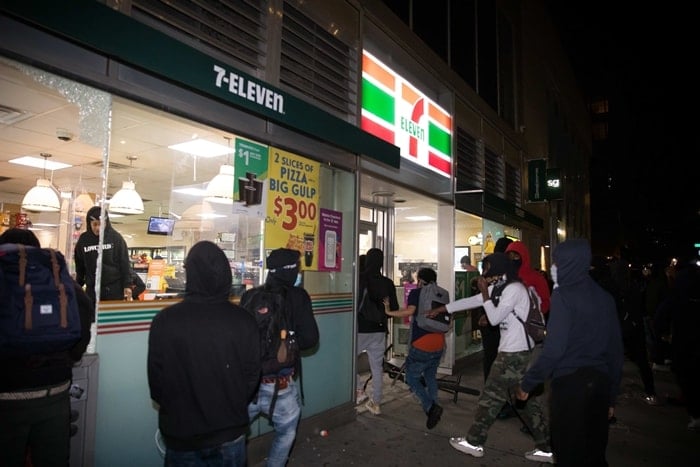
[
  {"x1": 624, "y1": 324, "x2": 655, "y2": 395},
  {"x1": 550, "y1": 367, "x2": 610, "y2": 467},
  {"x1": 480, "y1": 323, "x2": 500, "y2": 381}
]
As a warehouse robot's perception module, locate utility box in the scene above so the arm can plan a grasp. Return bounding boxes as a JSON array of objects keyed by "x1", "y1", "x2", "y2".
[{"x1": 70, "y1": 353, "x2": 99, "y2": 467}]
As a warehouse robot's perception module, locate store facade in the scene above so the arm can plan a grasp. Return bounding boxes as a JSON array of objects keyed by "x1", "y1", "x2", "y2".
[{"x1": 0, "y1": 1, "x2": 554, "y2": 465}]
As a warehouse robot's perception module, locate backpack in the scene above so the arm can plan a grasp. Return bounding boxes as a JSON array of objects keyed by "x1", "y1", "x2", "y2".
[
  {"x1": 0, "y1": 243, "x2": 82, "y2": 357},
  {"x1": 240, "y1": 285, "x2": 300, "y2": 376},
  {"x1": 512, "y1": 286, "x2": 546, "y2": 349},
  {"x1": 358, "y1": 287, "x2": 384, "y2": 324},
  {"x1": 414, "y1": 282, "x2": 451, "y2": 333}
]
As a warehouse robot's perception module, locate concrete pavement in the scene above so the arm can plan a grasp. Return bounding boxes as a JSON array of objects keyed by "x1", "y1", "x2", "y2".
[{"x1": 281, "y1": 358, "x2": 699, "y2": 466}]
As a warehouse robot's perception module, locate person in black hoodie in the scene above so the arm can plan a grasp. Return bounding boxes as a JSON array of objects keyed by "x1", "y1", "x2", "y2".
[
  {"x1": 516, "y1": 239, "x2": 624, "y2": 467},
  {"x1": 355, "y1": 248, "x2": 400, "y2": 415},
  {"x1": 74, "y1": 206, "x2": 132, "y2": 303},
  {"x1": 242, "y1": 247, "x2": 319, "y2": 467},
  {"x1": 147, "y1": 241, "x2": 261, "y2": 466},
  {"x1": 0, "y1": 228, "x2": 93, "y2": 467}
]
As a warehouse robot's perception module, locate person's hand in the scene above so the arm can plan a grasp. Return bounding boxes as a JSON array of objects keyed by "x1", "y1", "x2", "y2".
[
  {"x1": 426, "y1": 305, "x2": 446, "y2": 318},
  {"x1": 478, "y1": 314, "x2": 490, "y2": 327},
  {"x1": 608, "y1": 406, "x2": 615, "y2": 419},
  {"x1": 382, "y1": 297, "x2": 390, "y2": 315},
  {"x1": 514, "y1": 384, "x2": 529, "y2": 401},
  {"x1": 124, "y1": 287, "x2": 133, "y2": 301},
  {"x1": 476, "y1": 275, "x2": 490, "y2": 294}
]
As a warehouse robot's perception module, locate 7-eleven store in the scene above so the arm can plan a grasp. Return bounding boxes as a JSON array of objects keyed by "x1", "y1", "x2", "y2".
[{"x1": 359, "y1": 48, "x2": 502, "y2": 374}]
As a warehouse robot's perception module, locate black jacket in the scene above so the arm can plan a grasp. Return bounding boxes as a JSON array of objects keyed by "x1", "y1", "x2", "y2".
[
  {"x1": 74, "y1": 206, "x2": 131, "y2": 301},
  {"x1": 147, "y1": 241, "x2": 261, "y2": 451},
  {"x1": 357, "y1": 249, "x2": 399, "y2": 333}
]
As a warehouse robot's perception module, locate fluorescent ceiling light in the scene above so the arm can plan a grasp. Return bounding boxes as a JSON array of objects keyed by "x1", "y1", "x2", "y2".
[
  {"x1": 405, "y1": 215, "x2": 434, "y2": 222},
  {"x1": 30, "y1": 222, "x2": 60, "y2": 227},
  {"x1": 172, "y1": 187, "x2": 208, "y2": 196},
  {"x1": 10, "y1": 156, "x2": 72, "y2": 170},
  {"x1": 168, "y1": 139, "x2": 234, "y2": 158}
]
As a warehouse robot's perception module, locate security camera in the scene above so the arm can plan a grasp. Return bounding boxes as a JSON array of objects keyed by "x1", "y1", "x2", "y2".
[{"x1": 56, "y1": 129, "x2": 73, "y2": 142}]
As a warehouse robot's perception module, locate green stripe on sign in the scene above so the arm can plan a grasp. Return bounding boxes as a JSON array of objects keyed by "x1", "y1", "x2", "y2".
[
  {"x1": 428, "y1": 122, "x2": 451, "y2": 155},
  {"x1": 362, "y1": 78, "x2": 395, "y2": 125}
]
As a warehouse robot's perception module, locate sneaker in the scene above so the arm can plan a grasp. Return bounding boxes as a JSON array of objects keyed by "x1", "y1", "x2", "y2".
[
  {"x1": 525, "y1": 449, "x2": 555, "y2": 464},
  {"x1": 449, "y1": 437, "x2": 484, "y2": 458},
  {"x1": 497, "y1": 403, "x2": 516, "y2": 420},
  {"x1": 644, "y1": 395, "x2": 660, "y2": 405},
  {"x1": 356, "y1": 389, "x2": 368, "y2": 404},
  {"x1": 365, "y1": 399, "x2": 381, "y2": 415},
  {"x1": 426, "y1": 403, "x2": 443, "y2": 429},
  {"x1": 652, "y1": 363, "x2": 671, "y2": 372},
  {"x1": 688, "y1": 417, "x2": 700, "y2": 431}
]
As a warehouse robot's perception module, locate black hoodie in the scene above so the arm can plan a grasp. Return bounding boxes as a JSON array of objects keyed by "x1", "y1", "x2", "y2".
[
  {"x1": 147, "y1": 241, "x2": 261, "y2": 451},
  {"x1": 357, "y1": 248, "x2": 399, "y2": 333},
  {"x1": 74, "y1": 206, "x2": 131, "y2": 301},
  {"x1": 521, "y1": 239, "x2": 624, "y2": 406}
]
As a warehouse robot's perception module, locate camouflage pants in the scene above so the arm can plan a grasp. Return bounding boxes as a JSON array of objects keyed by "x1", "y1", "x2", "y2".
[{"x1": 467, "y1": 351, "x2": 550, "y2": 450}]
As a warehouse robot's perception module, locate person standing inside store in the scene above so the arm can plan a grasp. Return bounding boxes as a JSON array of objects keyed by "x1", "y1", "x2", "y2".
[
  {"x1": 515, "y1": 239, "x2": 624, "y2": 467},
  {"x1": 356, "y1": 248, "x2": 400, "y2": 415},
  {"x1": 0, "y1": 228, "x2": 93, "y2": 467},
  {"x1": 385, "y1": 267, "x2": 447, "y2": 429},
  {"x1": 147, "y1": 240, "x2": 261, "y2": 467},
  {"x1": 74, "y1": 206, "x2": 132, "y2": 303}
]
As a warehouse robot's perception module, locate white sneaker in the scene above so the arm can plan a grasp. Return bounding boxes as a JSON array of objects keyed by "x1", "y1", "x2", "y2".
[
  {"x1": 688, "y1": 417, "x2": 700, "y2": 431},
  {"x1": 356, "y1": 389, "x2": 368, "y2": 404},
  {"x1": 525, "y1": 449, "x2": 555, "y2": 464},
  {"x1": 365, "y1": 399, "x2": 381, "y2": 415},
  {"x1": 449, "y1": 437, "x2": 484, "y2": 458}
]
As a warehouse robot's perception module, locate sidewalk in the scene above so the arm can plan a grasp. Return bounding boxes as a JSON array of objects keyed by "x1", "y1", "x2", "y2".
[{"x1": 285, "y1": 358, "x2": 699, "y2": 466}]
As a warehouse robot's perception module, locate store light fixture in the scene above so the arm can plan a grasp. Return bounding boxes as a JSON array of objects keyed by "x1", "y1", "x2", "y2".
[
  {"x1": 108, "y1": 155, "x2": 144, "y2": 215},
  {"x1": 204, "y1": 137, "x2": 235, "y2": 204},
  {"x1": 168, "y1": 138, "x2": 235, "y2": 158},
  {"x1": 21, "y1": 153, "x2": 61, "y2": 212}
]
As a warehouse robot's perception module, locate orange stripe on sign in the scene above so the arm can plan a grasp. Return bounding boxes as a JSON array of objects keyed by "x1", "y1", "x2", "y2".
[
  {"x1": 363, "y1": 53, "x2": 395, "y2": 90},
  {"x1": 401, "y1": 83, "x2": 420, "y2": 105},
  {"x1": 429, "y1": 103, "x2": 452, "y2": 129}
]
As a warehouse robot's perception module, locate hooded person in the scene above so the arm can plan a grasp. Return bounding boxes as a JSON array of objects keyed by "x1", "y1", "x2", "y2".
[
  {"x1": 74, "y1": 206, "x2": 132, "y2": 303},
  {"x1": 516, "y1": 238, "x2": 624, "y2": 466},
  {"x1": 432, "y1": 251, "x2": 553, "y2": 463},
  {"x1": 355, "y1": 247, "x2": 400, "y2": 415},
  {"x1": 147, "y1": 240, "x2": 261, "y2": 464},
  {"x1": 240, "y1": 247, "x2": 319, "y2": 467},
  {"x1": 505, "y1": 241, "x2": 551, "y2": 314}
]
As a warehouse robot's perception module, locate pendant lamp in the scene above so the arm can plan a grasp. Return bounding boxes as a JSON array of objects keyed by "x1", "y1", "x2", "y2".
[
  {"x1": 204, "y1": 137, "x2": 234, "y2": 204},
  {"x1": 21, "y1": 153, "x2": 60, "y2": 212},
  {"x1": 109, "y1": 155, "x2": 144, "y2": 215}
]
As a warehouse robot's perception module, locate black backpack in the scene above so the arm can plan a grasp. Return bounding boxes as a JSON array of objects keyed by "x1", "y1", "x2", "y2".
[
  {"x1": 240, "y1": 284, "x2": 301, "y2": 417},
  {"x1": 512, "y1": 286, "x2": 546, "y2": 349},
  {"x1": 0, "y1": 244, "x2": 82, "y2": 357}
]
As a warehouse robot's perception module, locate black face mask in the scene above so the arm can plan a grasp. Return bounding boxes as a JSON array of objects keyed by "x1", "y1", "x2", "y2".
[{"x1": 510, "y1": 258, "x2": 522, "y2": 271}]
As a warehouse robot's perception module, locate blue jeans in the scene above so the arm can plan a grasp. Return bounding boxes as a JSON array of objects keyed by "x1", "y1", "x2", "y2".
[
  {"x1": 164, "y1": 434, "x2": 246, "y2": 467},
  {"x1": 405, "y1": 346, "x2": 444, "y2": 413},
  {"x1": 248, "y1": 379, "x2": 301, "y2": 467}
]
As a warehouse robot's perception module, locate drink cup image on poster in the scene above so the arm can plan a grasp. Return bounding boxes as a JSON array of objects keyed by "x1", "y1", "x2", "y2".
[
  {"x1": 324, "y1": 231, "x2": 336, "y2": 268},
  {"x1": 318, "y1": 208, "x2": 342, "y2": 272},
  {"x1": 303, "y1": 232, "x2": 314, "y2": 267}
]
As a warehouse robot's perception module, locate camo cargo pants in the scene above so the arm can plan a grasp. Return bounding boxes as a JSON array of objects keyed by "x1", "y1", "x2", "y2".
[{"x1": 466, "y1": 350, "x2": 550, "y2": 451}]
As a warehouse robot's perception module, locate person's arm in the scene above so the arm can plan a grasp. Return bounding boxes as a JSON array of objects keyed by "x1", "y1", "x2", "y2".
[
  {"x1": 74, "y1": 238, "x2": 86, "y2": 287},
  {"x1": 114, "y1": 233, "x2": 132, "y2": 299},
  {"x1": 294, "y1": 288, "x2": 320, "y2": 350},
  {"x1": 428, "y1": 293, "x2": 484, "y2": 316}
]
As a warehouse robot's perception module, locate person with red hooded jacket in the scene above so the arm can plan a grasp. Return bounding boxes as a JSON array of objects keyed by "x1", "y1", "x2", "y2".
[{"x1": 505, "y1": 241, "x2": 551, "y2": 316}]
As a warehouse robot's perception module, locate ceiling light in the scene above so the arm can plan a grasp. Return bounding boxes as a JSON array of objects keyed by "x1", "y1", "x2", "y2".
[
  {"x1": 168, "y1": 138, "x2": 235, "y2": 158},
  {"x1": 405, "y1": 215, "x2": 434, "y2": 222},
  {"x1": 21, "y1": 154, "x2": 61, "y2": 212},
  {"x1": 10, "y1": 155, "x2": 72, "y2": 171},
  {"x1": 204, "y1": 165, "x2": 235, "y2": 204},
  {"x1": 172, "y1": 187, "x2": 208, "y2": 196},
  {"x1": 74, "y1": 192, "x2": 95, "y2": 215},
  {"x1": 108, "y1": 156, "x2": 144, "y2": 215}
]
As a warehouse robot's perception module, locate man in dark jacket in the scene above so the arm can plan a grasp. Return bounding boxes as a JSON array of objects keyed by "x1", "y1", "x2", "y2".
[
  {"x1": 516, "y1": 239, "x2": 624, "y2": 467},
  {"x1": 355, "y1": 248, "x2": 399, "y2": 415},
  {"x1": 74, "y1": 206, "x2": 132, "y2": 303},
  {"x1": 0, "y1": 228, "x2": 93, "y2": 467},
  {"x1": 147, "y1": 241, "x2": 261, "y2": 466},
  {"x1": 242, "y1": 248, "x2": 319, "y2": 467}
]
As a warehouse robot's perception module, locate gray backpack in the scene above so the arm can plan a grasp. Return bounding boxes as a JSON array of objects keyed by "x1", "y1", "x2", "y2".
[{"x1": 414, "y1": 282, "x2": 451, "y2": 333}]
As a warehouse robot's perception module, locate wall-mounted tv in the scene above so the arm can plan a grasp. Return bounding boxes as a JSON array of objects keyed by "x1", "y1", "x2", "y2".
[{"x1": 147, "y1": 216, "x2": 175, "y2": 236}]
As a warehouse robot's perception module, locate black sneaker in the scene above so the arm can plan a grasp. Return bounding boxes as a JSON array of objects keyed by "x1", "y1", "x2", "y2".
[
  {"x1": 426, "y1": 403, "x2": 443, "y2": 429},
  {"x1": 497, "y1": 403, "x2": 516, "y2": 420}
]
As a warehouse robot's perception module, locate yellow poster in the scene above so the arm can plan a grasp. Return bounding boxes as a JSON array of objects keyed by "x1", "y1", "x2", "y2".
[{"x1": 265, "y1": 147, "x2": 320, "y2": 270}]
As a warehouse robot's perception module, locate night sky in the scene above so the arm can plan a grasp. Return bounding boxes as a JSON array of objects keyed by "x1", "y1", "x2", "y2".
[{"x1": 546, "y1": 2, "x2": 699, "y2": 262}]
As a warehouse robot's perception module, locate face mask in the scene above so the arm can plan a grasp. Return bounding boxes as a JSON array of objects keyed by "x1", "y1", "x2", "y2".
[
  {"x1": 550, "y1": 264, "x2": 558, "y2": 288},
  {"x1": 294, "y1": 273, "x2": 302, "y2": 287},
  {"x1": 510, "y1": 258, "x2": 522, "y2": 271}
]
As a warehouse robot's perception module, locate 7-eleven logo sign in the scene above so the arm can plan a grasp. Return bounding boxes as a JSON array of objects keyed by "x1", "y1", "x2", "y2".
[{"x1": 361, "y1": 50, "x2": 452, "y2": 177}]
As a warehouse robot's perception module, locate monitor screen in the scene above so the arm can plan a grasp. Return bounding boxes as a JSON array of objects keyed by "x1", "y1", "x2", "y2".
[{"x1": 147, "y1": 216, "x2": 175, "y2": 235}]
